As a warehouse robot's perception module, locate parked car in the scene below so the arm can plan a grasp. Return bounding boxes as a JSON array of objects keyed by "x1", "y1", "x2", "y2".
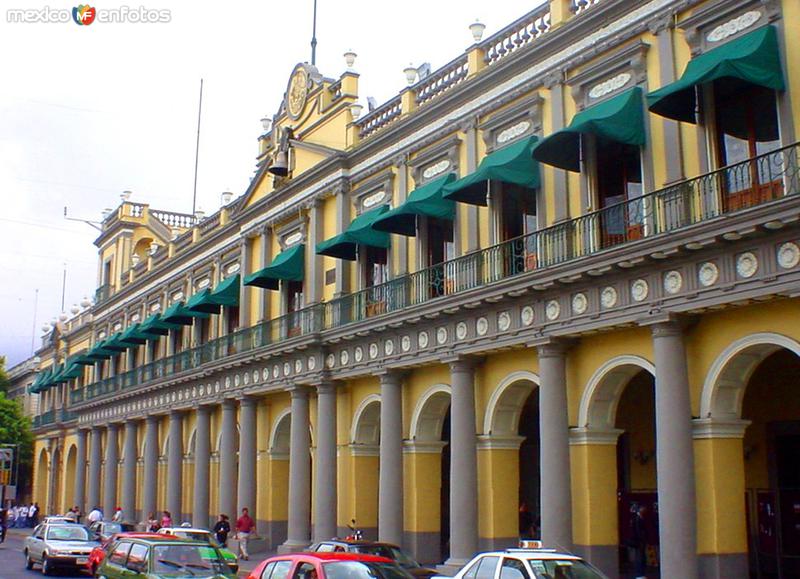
[
  {"x1": 156, "y1": 527, "x2": 238, "y2": 573},
  {"x1": 95, "y1": 535, "x2": 236, "y2": 579},
  {"x1": 246, "y1": 552, "x2": 415, "y2": 579},
  {"x1": 87, "y1": 532, "x2": 167, "y2": 575},
  {"x1": 309, "y1": 540, "x2": 436, "y2": 578},
  {"x1": 451, "y1": 548, "x2": 609, "y2": 579},
  {"x1": 88, "y1": 520, "x2": 137, "y2": 541},
  {"x1": 24, "y1": 523, "x2": 101, "y2": 575},
  {"x1": 42, "y1": 516, "x2": 78, "y2": 525}
]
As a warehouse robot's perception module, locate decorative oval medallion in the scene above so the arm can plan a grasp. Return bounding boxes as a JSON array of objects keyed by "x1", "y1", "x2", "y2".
[
  {"x1": 698, "y1": 262, "x2": 719, "y2": 287},
  {"x1": 706, "y1": 10, "x2": 761, "y2": 43},
  {"x1": 588, "y1": 72, "x2": 631, "y2": 99},
  {"x1": 418, "y1": 331, "x2": 429, "y2": 349},
  {"x1": 401, "y1": 335, "x2": 412, "y2": 352},
  {"x1": 521, "y1": 305, "x2": 535, "y2": 326},
  {"x1": 498, "y1": 311, "x2": 512, "y2": 332},
  {"x1": 384, "y1": 339, "x2": 395, "y2": 356},
  {"x1": 284, "y1": 230, "x2": 303, "y2": 247},
  {"x1": 283, "y1": 362, "x2": 291, "y2": 376},
  {"x1": 476, "y1": 317, "x2": 489, "y2": 336},
  {"x1": 436, "y1": 327, "x2": 448, "y2": 345},
  {"x1": 456, "y1": 321, "x2": 468, "y2": 340},
  {"x1": 354, "y1": 346, "x2": 364, "y2": 363},
  {"x1": 272, "y1": 365, "x2": 280, "y2": 379},
  {"x1": 362, "y1": 190, "x2": 386, "y2": 209},
  {"x1": 631, "y1": 279, "x2": 649, "y2": 302},
  {"x1": 340, "y1": 349, "x2": 350, "y2": 366},
  {"x1": 295, "y1": 359, "x2": 303, "y2": 373},
  {"x1": 206, "y1": 384, "x2": 212, "y2": 395},
  {"x1": 422, "y1": 159, "x2": 451, "y2": 180},
  {"x1": 253, "y1": 370, "x2": 259, "y2": 383},
  {"x1": 177, "y1": 391, "x2": 183, "y2": 402},
  {"x1": 243, "y1": 372, "x2": 250, "y2": 385},
  {"x1": 545, "y1": 300, "x2": 560, "y2": 321},
  {"x1": 369, "y1": 343, "x2": 379, "y2": 359},
  {"x1": 234, "y1": 374, "x2": 241, "y2": 387},
  {"x1": 307, "y1": 356, "x2": 316, "y2": 371},
  {"x1": 325, "y1": 354, "x2": 336, "y2": 369},
  {"x1": 736, "y1": 251, "x2": 759, "y2": 278},
  {"x1": 777, "y1": 242, "x2": 800, "y2": 269},
  {"x1": 600, "y1": 286, "x2": 619, "y2": 309},
  {"x1": 663, "y1": 270, "x2": 683, "y2": 295},
  {"x1": 227, "y1": 262, "x2": 241, "y2": 275},
  {"x1": 497, "y1": 120, "x2": 531, "y2": 145},
  {"x1": 572, "y1": 293, "x2": 588, "y2": 315},
  {"x1": 262, "y1": 368, "x2": 270, "y2": 381},
  {"x1": 225, "y1": 376, "x2": 231, "y2": 389},
  {"x1": 197, "y1": 277, "x2": 211, "y2": 289}
]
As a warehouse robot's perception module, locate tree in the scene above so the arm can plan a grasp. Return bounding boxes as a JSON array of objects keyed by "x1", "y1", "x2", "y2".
[
  {"x1": 0, "y1": 356, "x2": 9, "y2": 395},
  {"x1": 0, "y1": 392, "x2": 33, "y2": 498}
]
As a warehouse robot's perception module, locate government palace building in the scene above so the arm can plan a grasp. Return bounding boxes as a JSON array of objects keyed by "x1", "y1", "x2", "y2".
[{"x1": 14, "y1": 0, "x2": 800, "y2": 577}]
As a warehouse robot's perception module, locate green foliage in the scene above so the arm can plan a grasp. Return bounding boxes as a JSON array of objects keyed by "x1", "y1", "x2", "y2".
[
  {"x1": 0, "y1": 392, "x2": 34, "y2": 490},
  {"x1": 0, "y1": 356, "x2": 9, "y2": 395}
]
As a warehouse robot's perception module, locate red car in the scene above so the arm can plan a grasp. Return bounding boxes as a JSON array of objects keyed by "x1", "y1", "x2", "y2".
[
  {"x1": 86, "y1": 532, "x2": 171, "y2": 575},
  {"x1": 246, "y1": 552, "x2": 415, "y2": 579}
]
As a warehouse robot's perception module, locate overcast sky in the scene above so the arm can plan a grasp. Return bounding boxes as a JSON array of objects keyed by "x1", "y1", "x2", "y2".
[{"x1": 0, "y1": 0, "x2": 539, "y2": 368}]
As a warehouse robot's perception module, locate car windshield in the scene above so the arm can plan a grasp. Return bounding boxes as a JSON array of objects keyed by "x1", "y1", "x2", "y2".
[
  {"x1": 46, "y1": 526, "x2": 91, "y2": 541},
  {"x1": 153, "y1": 544, "x2": 229, "y2": 577},
  {"x1": 323, "y1": 561, "x2": 414, "y2": 579},
  {"x1": 350, "y1": 546, "x2": 419, "y2": 569},
  {"x1": 527, "y1": 559, "x2": 608, "y2": 579}
]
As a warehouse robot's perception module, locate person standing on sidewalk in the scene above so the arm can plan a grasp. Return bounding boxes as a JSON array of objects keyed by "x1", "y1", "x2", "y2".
[{"x1": 235, "y1": 508, "x2": 255, "y2": 561}]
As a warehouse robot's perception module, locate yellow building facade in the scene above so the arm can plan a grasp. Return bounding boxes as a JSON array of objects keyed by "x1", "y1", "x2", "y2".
[{"x1": 26, "y1": 0, "x2": 800, "y2": 577}]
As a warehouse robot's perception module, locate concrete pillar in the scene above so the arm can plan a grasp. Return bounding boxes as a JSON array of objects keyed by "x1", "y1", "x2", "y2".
[
  {"x1": 46, "y1": 439, "x2": 59, "y2": 516},
  {"x1": 122, "y1": 420, "x2": 138, "y2": 521},
  {"x1": 280, "y1": 386, "x2": 311, "y2": 551},
  {"x1": 166, "y1": 410, "x2": 183, "y2": 521},
  {"x1": 103, "y1": 423, "x2": 119, "y2": 517},
  {"x1": 238, "y1": 397, "x2": 258, "y2": 514},
  {"x1": 378, "y1": 371, "x2": 404, "y2": 545},
  {"x1": 651, "y1": 320, "x2": 698, "y2": 579},
  {"x1": 88, "y1": 427, "x2": 102, "y2": 512},
  {"x1": 142, "y1": 416, "x2": 159, "y2": 522},
  {"x1": 219, "y1": 399, "x2": 238, "y2": 518},
  {"x1": 259, "y1": 229, "x2": 271, "y2": 322},
  {"x1": 193, "y1": 405, "x2": 211, "y2": 528},
  {"x1": 239, "y1": 239, "x2": 251, "y2": 326},
  {"x1": 446, "y1": 358, "x2": 479, "y2": 566},
  {"x1": 74, "y1": 429, "x2": 87, "y2": 514},
  {"x1": 537, "y1": 340, "x2": 573, "y2": 551},
  {"x1": 314, "y1": 382, "x2": 337, "y2": 541}
]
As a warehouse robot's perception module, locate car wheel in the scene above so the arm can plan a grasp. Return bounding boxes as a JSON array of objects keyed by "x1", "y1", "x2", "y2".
[
  {"x1": 41, "y1": 555, "x2": 51, "y2": 576},
  {"x1": 25, "y1": 550, "x2": 34, "y2": 570}
]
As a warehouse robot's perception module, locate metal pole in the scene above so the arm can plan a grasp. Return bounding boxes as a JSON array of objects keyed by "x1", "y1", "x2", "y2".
[
  {"x1": 191, "y1": 79, "x2": 204, "y2": 217},
  {"x1": 311, "y1": 0, "x2": 318, "y2": 65},
  {"x1": 30, "y1": 288, "x2": 38, "y2": 355},
  {"x1": 60, "y1": 264, "x2": 66, "y2": 313}
]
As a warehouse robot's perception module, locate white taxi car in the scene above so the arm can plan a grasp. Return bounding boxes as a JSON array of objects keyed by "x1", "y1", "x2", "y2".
[{"x1": 452, "y1": 548, "x2": 608, "y2": 579}]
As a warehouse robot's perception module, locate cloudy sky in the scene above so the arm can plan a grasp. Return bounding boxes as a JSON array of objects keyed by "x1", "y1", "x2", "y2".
[{"x1": 0, "y1": 0, "x2": 537, "y2": 367}]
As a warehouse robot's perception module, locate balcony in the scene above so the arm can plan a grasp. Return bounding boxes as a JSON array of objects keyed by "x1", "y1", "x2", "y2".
[
  {"x1": 72, "y1": 143, "x2": 800, "y2": 406},
  {"x1": 31, "y1": 407, "x2": 77, "y2": 431},
  {"x1": 94, "y1": 283, "x2": 111, "y2": 306}
]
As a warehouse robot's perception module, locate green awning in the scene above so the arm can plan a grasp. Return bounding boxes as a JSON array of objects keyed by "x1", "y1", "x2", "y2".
[
  {"x1": 647, "y1": 25, "x2": 784, "y2": 123},
  {"x1": 162, "y1": 300, "x2": 209, "y2": 326},
  {"x1": 533, "y1": 87, "x2": 646, "y2": 172},
  {"x1": 139, "y1": 313, "x2": 178, "y2": 336},
  {"x1": 443, "y1": 136, "x2": 540, "y2": 206},
  {"x1": 316, "y1": 205, "x2": 391, "y2": 261},
  {"x1": 85, "y1": 339, "x2": 117, "y2": 361},
  {"x1": 103, "y1": 332, "x2": 129, "y2": 352},
  {"x1": 58, "y1": 359, "x2": 85, "y2": 382},
  {"x1": 118, "y1": 323, "x2": 149, "y2": 346},
  {"x1": 372, "y1": 173, "x2": 456, "y2": 237},
  {"x1": 187, "y1": 274, "x2": 241, "y2": 314},
  {"x1": 74, "y1": 352, "x2": 96, "y2": 366},
  {"x1": 244, "y1": 244, "x2": 305, "y2": 291},
  {"x1": 41, "y1": 364, "x2": 64, "y2": 391},
  {"x1": 29, "y1": 368, "x2": 51, "y2": 394}
]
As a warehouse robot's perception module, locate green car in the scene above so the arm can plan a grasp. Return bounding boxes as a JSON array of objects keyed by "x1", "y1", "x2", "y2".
[
  {"x1": 156, "y1": 527, "x2": 239, "y2": 573},
  {"x1": 95, "y1": 536, "x2": 237, "y2": 579}
]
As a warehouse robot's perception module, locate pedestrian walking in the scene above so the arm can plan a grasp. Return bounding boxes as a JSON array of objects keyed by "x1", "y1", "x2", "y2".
[
  {"x1": 112, "y1": 507, "x2": 124, "y2": 522},
  {"x1": 87, "y1": 505, "x2": 103, "y2": 524},
  {"x1": 18, "y1": 504, "x2": 28, "y2": 528},
  {"x1": 160, "y1": 510, "x2": 172, "y2": 528},
  {"x1": 147, "y1": 512, "x2": 160, "y2": 532},
  {"x1": 213, "y1": 514, "x2": 230, "y2": 548},
  {"x1": 235, "y1": 508, "x2": 255, "y2": 560}
]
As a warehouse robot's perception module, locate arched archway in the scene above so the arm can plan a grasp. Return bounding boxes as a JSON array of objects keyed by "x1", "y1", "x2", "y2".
[
  {"x1": 264, "y1": 409, "x2": 291, "y2": 550},
  {"x1": 576, "y1": 356, "x2": 657, "y2": 578},
  {"x1": 699, "y1": 333, "x2": 800, "y2": 578},
  {"x1": 483, "y1": 371, "x2": 540, "y2": 547},
  {"x1": 63, "y1": 444, "x2": 77, "y2": 515},
  {"x1": 35, "y1": 448, "x2": 49, "y2": 511},
  {"x1": 349, "y1": 395, "x2": 382, "y2": 538},
  {"x1": 408, "y1": 384, "x2": 451, "y2": 563},
  {"x1": 50, "y1": 446, "x2": 61, "y2": 515}
]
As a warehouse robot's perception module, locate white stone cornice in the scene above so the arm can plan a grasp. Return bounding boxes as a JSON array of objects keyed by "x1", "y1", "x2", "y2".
[
  {"x1": 569, "y1": 427, "x2": 624, "y2": 446},
  {"x1": 267, "y1": 450, "x2": 289, "y2": 461},
  {"x1": 348, "y1": 443, "x2": 379, "y2": 457},
  {"x1": 692, "y1": 418, "x2": 751, "y2": 440},
  {"x1": 403, "y1": 440, "x2": 447, "y2": 454},
  {"x1": 477, "y1": 435, "x2": 525, "y2": 451}
]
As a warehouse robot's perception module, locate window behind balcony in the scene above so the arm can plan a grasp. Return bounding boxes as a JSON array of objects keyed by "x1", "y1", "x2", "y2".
[
  {"x1": 427, "y1": 217, "x2": 454, "y2": 267},
  {"x1": 595, "y1": 137, "x2": 643, "y2": 247},
  {"x1": 713, "y1": 80, "x2": 781, "y2": 210},
  {"x1": 226, "y1": 306, "x2": 239, "y2": 334},
  {"x1": 199, "y1": 316, "x2": 211, "y2": 344},
  {"x1": 171, "y1": 326, "x2": 184, "y2": 354},
  {"x1": 364, "y1": 246, "x2": 388, "y2": 288},
  {"x1": 287, "y1": 280, "x2": 304, "y2": 336},
  {"x1": 500, "y1": 183, "x2": 537, "y2": 242}
]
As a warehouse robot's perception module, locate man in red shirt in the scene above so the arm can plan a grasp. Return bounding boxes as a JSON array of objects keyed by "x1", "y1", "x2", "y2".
[{"x1": 235, "y1": 508, "x2": 255, "y2": 560}]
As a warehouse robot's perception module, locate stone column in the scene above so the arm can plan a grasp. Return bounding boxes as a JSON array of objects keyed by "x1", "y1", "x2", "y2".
[
  {"x1": 239, "y1": 238, "x2": 252, "y2": 326},
  {"x1": 193, "y1": 405, "x2": 211, "y2": 528},
  {"x1": 378, "y1": 371, "x2": 404, "y2": 546},
  {"x1": 166, "y1": 410, "x2": 183, "y2": 521},
  {"x1": 74, "y1": 429, "x2": 87, "y2": 514},
  {"x1": 446, "y1": 358, "x2": 479, "y2": 566},
  {"x1": 142, "y1": 416, "x2": 159, "y2": 522},
  {"x1": 537, "y1": 340, "x2": 573, "y2": 551},
  {"x1": 103, "y1": 424, "x2": 119, "y2": 517},
  {"x1": 314, "y1": 382, "x2": 337, "y2": 541},
  {"x1": 543, "y1": 72, "x2": 570, "y2": 222},
  {"x1": 238, "y1": 397, "x2": 258, "y2": 514},
  {"x1": 651, "y1": 320, "x2": 698, "y2": 579},
  {"x1": 307, "y1": 200, "x2": 323, "y2": 304},
  {"x1": 46, "y1": 438, "x2": 59, "y2": 516},
  {"x1": 259, "y1": 228, "x2": 271, "y2": 322},
  {"x1": 122, "y1": 420, "x2": 138, "y2": 521},
  {"x1": 219, "y1": 399, "x2": 238, "y2": 518},
  {"x1": 280, "y1": 386, "x2": 311, "y2": 551},
  {"x1": 87, "y1": 427, "x2": 102, "y2": 512}
]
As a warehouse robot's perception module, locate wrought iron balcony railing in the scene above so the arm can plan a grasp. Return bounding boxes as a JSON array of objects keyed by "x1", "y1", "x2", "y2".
[{"x1": 72, "y1": 143, "x2": 800, "y2": 406}]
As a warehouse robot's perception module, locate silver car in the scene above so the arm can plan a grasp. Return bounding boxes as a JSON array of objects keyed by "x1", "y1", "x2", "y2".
[{"x1": 24, "y1": 523, "x2": 100, "y2": 575}]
